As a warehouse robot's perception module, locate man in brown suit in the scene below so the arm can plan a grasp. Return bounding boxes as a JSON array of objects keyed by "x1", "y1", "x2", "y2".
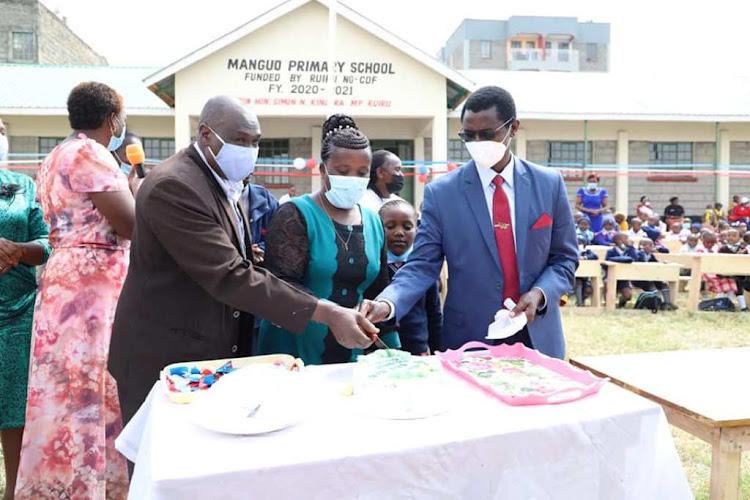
[{"x1": 109, "y1": 96, "x2": 376, "y2": 425}]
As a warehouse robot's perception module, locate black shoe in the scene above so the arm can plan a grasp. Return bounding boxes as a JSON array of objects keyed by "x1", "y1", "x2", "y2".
[
  {"x1": 660, "y1": 303, "x2": 678, "y2": 311},
  {"x1": 742, "y1": 308, "x2": 749, "y2": 313}
]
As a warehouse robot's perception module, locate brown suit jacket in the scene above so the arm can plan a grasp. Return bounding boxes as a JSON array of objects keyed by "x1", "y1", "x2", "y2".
[{"x1": 109, "y1": 146, "x2": 318, "y2": 424}]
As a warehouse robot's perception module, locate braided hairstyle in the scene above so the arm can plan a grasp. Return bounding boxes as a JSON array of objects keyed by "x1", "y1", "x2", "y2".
[
  {"x1": 320, "y1": 113, "x2": 370, "y2": 162},
  {"x1": 378, "y1": 198, "x2": 414, "y2": 219}
]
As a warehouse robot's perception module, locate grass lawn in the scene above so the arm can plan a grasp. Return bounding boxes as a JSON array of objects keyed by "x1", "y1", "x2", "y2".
[{"x1": 1, "y1": 304, "x2": 748, "y2": 498}]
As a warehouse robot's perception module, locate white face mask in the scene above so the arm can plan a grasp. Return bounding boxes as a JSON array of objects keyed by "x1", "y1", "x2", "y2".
[
  {"x1": 323, "y1": 163, "x2": 369, "y2": 209},
  {"x1": 0, "y1": 134, "x2": 8, "y2": 160},
  {"x1": 206, "y1": 125, "x2": 259, "y2": 182},
  {"x1": 464, "y1": 117, "x2": 514, "y2": 170}
]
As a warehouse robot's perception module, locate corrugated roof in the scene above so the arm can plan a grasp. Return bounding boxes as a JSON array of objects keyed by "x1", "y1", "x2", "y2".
[
  {"x1": 0, "y1": 64, "x2": 173, "y2": 116},
  {"x1": 451, "y1": 70, "x2": 750, "y2": 122}
]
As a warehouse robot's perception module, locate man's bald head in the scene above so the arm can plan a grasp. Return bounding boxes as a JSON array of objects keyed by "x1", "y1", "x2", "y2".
[{"x1": 198, "y1": 96, "x2": 259, "y2": 141}]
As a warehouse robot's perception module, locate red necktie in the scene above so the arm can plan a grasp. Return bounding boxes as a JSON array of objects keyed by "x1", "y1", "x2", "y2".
[{"x1": 491, "y1": 176, "x2": 520, "y2": 303}]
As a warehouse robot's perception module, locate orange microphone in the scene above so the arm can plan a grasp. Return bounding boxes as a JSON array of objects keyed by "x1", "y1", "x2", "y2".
[{"x1": 125, "y1": 143, "x2": 146, "y2": 179}]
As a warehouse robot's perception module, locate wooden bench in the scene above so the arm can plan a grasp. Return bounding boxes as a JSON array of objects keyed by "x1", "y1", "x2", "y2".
[
  {"x1": 663, "y1": 239, "x2": 684, "y2": 254},
  {"x1": 574, "y1": 259, "x2": 603, "y2": 308},
  {"x1": 588, "y1": 245, "x2": 610, "y2": 261},
  {"x1": 655, "y1": 253, "x2": 750, "y2": 311},
  {"x1": 601, "y1": 261, "x2": 682, "y2": 311}
]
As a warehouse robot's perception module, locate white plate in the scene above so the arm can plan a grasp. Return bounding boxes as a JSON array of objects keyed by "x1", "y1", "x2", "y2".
[{"x1": 190, "y1": 364, "x2": 311, "y2": 435}]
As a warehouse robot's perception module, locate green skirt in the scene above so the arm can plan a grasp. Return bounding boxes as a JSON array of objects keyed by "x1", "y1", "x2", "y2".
[{"x1": 0, "y1": 304, "x2": 34, "y2": 430}]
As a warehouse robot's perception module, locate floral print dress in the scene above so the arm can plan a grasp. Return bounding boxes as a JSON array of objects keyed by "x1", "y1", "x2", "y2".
[{"x1": 15, "y1": 135, "x2": 130, "y2": 499}]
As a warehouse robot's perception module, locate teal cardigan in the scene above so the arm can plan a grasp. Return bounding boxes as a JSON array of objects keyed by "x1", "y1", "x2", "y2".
[{"x1": 258, "y1": 195, "x2": 395, "y2": 364}]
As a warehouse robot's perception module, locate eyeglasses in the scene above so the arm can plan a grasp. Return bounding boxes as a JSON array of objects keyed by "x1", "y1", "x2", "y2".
[{"x1": 457, "y1": 116, "x2": 515, "y2": 143}]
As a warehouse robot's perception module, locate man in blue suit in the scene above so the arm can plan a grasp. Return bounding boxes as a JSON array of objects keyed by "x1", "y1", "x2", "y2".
[{"x1": 361, "y1": 86, "x2": 578, "y2": 359}]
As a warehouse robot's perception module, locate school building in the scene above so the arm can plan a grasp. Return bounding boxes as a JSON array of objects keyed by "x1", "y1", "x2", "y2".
[{"x1": 2, "y1": 0, "x2": 749, "y2": 216}]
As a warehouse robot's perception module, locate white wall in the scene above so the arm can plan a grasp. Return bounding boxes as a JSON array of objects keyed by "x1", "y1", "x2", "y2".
[{"x1": 174, "y1": 2, "x2": 447, "y2": 123}]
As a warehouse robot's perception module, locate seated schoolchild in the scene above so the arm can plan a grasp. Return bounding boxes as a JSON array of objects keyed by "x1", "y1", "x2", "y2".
[
  {"x1": 574, "y1": 234, "x2": 598, "y2": 307},
  {"x1": 614, "y1": 212, "x2": 628, "y2": 232},
  {"x1": 632, "y1": 238, "x2": 678, "y2": 310},
  {"x1": 718, "y1": 229, "x2": 750, "y2": 311},
  {"x1": 697, "y1": 231, "x2": 744, "y2": 310},
  {"x1": 574, "y1": 211, "x2": 584, "y2": 225},
  {"x1": 665, "y1": 222, "x2": 684, "y2": 242},
  {"x1": 576, "y1": 215, "x2": 594, "y2": 245},
  {"x1": 627, "y1": 218, "x2": 647, "y2": 239},
  {"x1": 605, "y1": 233, "x2": 638, "y2": 308},
  {"x1": 653, "y1": 233, "x2": 670, "y2": 253},
  {"x1": 680, "y1": 234, "x2": 702, "y2": 254},
  {"x1": 594, "y1": 216, "x2": 618, "y2": 246}
]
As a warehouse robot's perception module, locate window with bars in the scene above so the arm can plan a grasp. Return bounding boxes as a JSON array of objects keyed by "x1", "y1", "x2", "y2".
[
  {"x1": 448, "y1": 139, "x2": 472, "y2": 163},
  {"x1": 11, "y1": 31, "x2": 35, "y2": 62},
  {"x1": 39, "y1": 137, "x2": 64, "y2": 155},
  {"x1": 143, "y1": 138, "x2": 175, "y2": 161},
  {"x1": 548, "y1": 141, "x2": 593, "y2": 166},
  {"x1": 259, "y1": 139, "x2": 290, "y2": 186},
  {"x1": 480, "y1": 40, "x2": 492, "y2": 59},
  {"x1": 648, "y1": 142, "x2": 693, "y2": 167}
]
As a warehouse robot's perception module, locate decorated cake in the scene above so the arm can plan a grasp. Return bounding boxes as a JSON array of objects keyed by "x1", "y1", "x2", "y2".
[
  {"x1": 353, "y1": 350, "x2": 446, "y2": 419},
  {"x1": 454, "y1": 355, "x2": 589, "y2": 397}
]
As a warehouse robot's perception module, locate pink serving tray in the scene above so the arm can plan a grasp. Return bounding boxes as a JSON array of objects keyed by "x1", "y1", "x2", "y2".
[{"x1": 436, "y1": 341, "x2": 608, "y2": 406}]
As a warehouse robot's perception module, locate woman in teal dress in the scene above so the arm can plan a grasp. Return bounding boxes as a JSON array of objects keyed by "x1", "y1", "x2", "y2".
[
  {"x1": 258, "y1": 114, "x2": 393, "y2": 364},
  {"x1": 0, "y1": 168, "x2": 51, "y2": 497}
]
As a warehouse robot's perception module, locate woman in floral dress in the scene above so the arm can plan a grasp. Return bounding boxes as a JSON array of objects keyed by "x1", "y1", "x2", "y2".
[{"x1": 15, "y1": 82, "x2": 137, "y2": 499}]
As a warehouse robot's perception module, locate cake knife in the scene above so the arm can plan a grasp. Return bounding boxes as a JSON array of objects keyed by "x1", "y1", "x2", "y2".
[{"x1": 373, "y1": 336, "x2": 391, "y2": 351}]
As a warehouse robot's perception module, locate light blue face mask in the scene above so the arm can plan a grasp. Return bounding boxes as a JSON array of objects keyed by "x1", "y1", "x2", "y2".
[
  {"x1": 206, "y1": 125, "x2": 260, "y2": 182},
  {"x1": 119, "y1": 162, "x2": 132, "y2": 176},
  {"x1": 113, "y1": 151, "x2": 131, "y2": 176},
  {"x1": 107, "y1": 115, "x2": 127, "y2": 152},
  {"x1": 323, "y1": 163, "x2": 369, "y2": 209},
  {"x1": 387, "y1": 247, "x2": 413, "y2": 264},
  {"x1": 587, "y1": 182, "x2": 598, "y2": 191}
]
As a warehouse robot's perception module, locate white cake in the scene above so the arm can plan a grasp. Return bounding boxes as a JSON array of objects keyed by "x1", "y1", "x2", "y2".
[{"x1": 353, "y1": 350, "x2": 446, "y2": 419}]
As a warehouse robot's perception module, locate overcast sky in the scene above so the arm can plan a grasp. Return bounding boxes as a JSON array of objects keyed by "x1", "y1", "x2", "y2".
[{"x1": 41, "y1": 0, "x2": 748, "y2": 78}]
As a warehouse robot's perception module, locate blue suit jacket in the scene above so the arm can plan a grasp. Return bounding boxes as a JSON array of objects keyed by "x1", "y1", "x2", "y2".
[
  {"x1": 379, "y1": 157, "x2": 578, "y2": 359},
  {"x1": 243, "y1": 184, "x2": 279, "y2": 251}
]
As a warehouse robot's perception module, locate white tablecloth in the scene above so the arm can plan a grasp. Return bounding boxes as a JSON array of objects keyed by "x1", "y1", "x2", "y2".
[{"x1": 117, "y1": 363, "x2": 691, "y2": 499}]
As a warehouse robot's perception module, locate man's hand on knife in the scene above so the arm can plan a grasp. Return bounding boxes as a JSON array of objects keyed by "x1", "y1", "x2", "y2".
[
  {"x1": 358, "y1": 299, "x2": 391, "y2": 324},
  {"x1": 312, "y1": 300, "x2": 377, "y2": 349}
]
